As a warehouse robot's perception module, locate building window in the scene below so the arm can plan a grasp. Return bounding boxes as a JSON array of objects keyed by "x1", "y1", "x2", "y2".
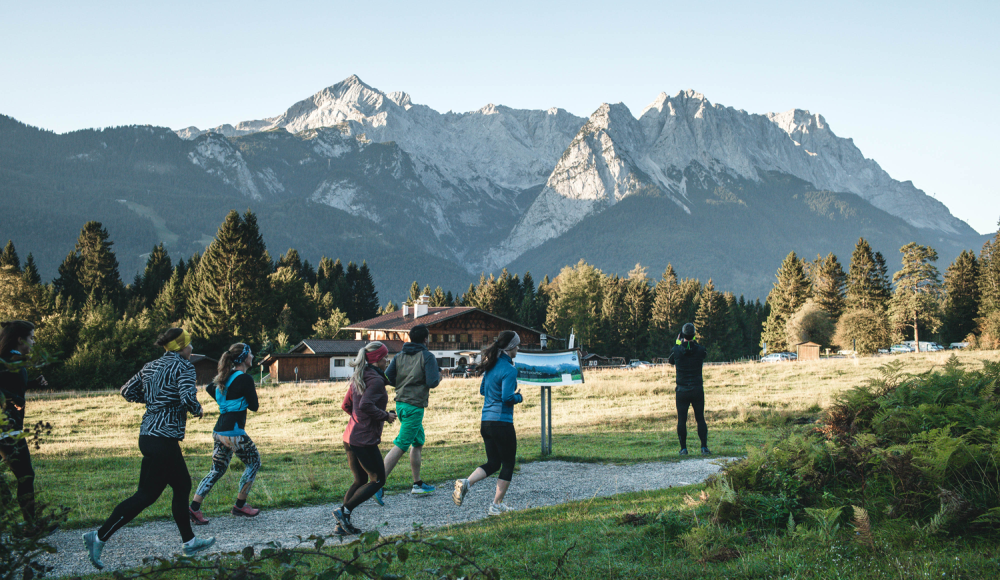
[
  {"x1": 460, "y1": 334, "x2": 469, "y2": 343},
  {"x1": 334, "y1": 359, "x2": 345, "y2": 367},
  {"x1": 448, "y1": 334, "x2": 457, "y2": 342}
]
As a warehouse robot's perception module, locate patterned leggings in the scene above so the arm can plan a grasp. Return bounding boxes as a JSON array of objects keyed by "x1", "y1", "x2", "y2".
[{"x1": 195, "y1": 433, "x2": 261, "y2": 499}]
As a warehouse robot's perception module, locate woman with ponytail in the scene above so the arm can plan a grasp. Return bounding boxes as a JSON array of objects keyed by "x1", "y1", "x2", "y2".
[
  {"x1": 332, "y1": 341, "x2": 395, "y2": 536},
  {"x1": 0, "y1": 320, "x2": 48, "y2": 531},
  {"x1": 189, "y1": 342, "x2": 261, "y2": 525},
  {"x1": 83, "y1": 328, "x2": 214, "y2": 570},
  {"x1": 452, "y1": 330, "x2": 523, "y2": 516}
]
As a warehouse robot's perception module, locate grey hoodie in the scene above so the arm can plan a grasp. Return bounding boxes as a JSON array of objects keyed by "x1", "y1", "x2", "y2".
[{"x1": 385, "y1": 342, "x2": 441, "y2": 408}]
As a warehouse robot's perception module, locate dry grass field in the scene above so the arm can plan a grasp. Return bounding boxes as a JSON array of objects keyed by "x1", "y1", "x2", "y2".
[{"x1": 17, "y1": 349, "x2": 1000, "y2": 529}]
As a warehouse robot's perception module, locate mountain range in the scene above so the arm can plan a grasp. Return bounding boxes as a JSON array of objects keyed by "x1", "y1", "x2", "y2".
[{"x1": 0, "y1": 75, "x2": 989, "y2": 301}]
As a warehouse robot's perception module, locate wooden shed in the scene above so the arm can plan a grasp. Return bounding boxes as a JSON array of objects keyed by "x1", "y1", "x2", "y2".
[
  {"x1": 796, "y1": 342, "x2": 821, "y2": 362},
  {"x1": 258, "y1": 340, "x2": 403, "y2": 383},
  {"x1": 189, "y1": 354, "x2": 218, "y2": 385}
]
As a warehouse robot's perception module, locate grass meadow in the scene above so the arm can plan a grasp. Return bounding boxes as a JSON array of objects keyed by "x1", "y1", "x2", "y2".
[{"x1": 20, "y1": 349, "x2": 999, "y2": 533}]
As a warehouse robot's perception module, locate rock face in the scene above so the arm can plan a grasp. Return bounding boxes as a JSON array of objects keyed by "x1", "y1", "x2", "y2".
[{"x1": 178, "y1": 77, "x2": 976, "y2": 274}]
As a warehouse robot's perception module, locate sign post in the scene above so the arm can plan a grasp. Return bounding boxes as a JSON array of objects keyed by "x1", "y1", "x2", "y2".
[
  {"x1": 513, "y1": 349, "x2": 583, "y2": 458},
  {"x1": 540, "y1": 385, "x2": 552, "y2": 456}
]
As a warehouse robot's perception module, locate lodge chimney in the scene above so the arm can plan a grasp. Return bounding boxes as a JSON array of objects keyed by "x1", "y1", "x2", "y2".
[{"x1": 414, "y1": 294, "x2": 430, "y2": 318}]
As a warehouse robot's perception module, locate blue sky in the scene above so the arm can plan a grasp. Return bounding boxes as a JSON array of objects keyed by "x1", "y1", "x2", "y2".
[{"x1": 2, "y1": 0, "x2": 997, "y2": 234}]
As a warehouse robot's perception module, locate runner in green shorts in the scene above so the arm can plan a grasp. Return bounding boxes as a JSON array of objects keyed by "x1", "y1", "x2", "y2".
[{"x1": 378, "y1": 324, "x2": 440, "y2": 504}]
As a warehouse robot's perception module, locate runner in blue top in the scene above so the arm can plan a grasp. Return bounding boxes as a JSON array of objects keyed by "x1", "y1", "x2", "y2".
[
  {"x1": 189, "y1": 343, "x2": 261, "y2": 524},
  {"x1": 452, "y1": 330, "x2": 523, "y2": 516}
]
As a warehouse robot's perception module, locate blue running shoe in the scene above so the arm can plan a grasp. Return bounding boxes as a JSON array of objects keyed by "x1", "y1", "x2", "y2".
[
  {"x1": 83, "y1": 531, "x2": 105, "y2": 570},
  {"x1": 374, "y1": 488, "x2": 385, "y2": 506},
  {"x1": 411, "y1": 482, "x2": 436, "y2": 495},
  {"x1": 679, "y1": 448, "x2": 689, "y2": 456}
]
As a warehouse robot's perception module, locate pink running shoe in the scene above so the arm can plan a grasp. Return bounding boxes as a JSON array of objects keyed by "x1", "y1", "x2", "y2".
[
  {"x1": 189, "y1": 507, "x2": 209, "y2": 525},
  {"x1": 231, "y1": 504, "x2": 260, "y2": 517}
]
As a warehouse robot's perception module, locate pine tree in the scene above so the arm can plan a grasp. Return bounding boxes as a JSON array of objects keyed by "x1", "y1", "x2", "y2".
[
  {"x1": 811, "y1": 253, "x2": 847, "y2": 319},
  {"x1": 352, "y1": 261, "x2": 379, "y2": 321},
  {"x1": 597, "y1": 274, "x2": 626, "y2": 356},
  {"x1": 151, "y1": 267, "x2": 187, "y2": 326},
  {"x1": 53, "y1": 250, "x2": 85, "y2": 306},
  {"x1": 534, "y1": 275, "x2": 552, "y2": 331},
  {"x1": 301, "y1": 260, "x2": 317, "y2": 286},
  {"x1": 518, "y1": 272, "x2": 538, "y2": 328},
  {"x1": 0, "y1": 240, "x2": 20, "y2": 273},
  {"x1": 445, "y1": 290, "x2": 454, "y2": 307},
  {"x1": 649, "y1": 264, "x2": 681, "y2": 348},
  {"x1": 695, "y1": 280, "x2": 727, "y2": 360},
  {"x1": 979, "y1": 222, "x2": 1000, "y2": 317},
  {"x1": 460, "y1": 282, "x2": 477, "y2": 307},
  {"x1": 760, "y1": 251, "x2": 811, "y2": 353},
  {"x1": 421, "y1": 284, "x2": 432, "y2": 300},
  {"x1": 187, "y1": 210, "x2": 273, "y2": 352},
  {"x1": 430, "y1": 286, "x2": 448, "y2": 307},
  {"x1": 21, "y1": 254, "x2": 41, "y2": 286},
  {"x1": 846, "y1": 238, "x2": 889, "y2": 311},
  {"x1": 75, "y1": 221, "x2": 124, "y2": 304},
  {"x1": 407, "y1": 281, "x2": 421, "y2": 305},
  {"x1": 888, "y1": 243, "x2": 943, "y2": 351},
  {"x1": 622, "y1": 264, "x2": 652, "y2": 359},
  {"x1": 379, "y1": 300, "x2": 399, "y2": 315},
  {"x1": 545, "y1": 260, "x2": 603, "y2": 348},
  {"x1": 941, "y1": 250, "x2": 980, "y2": 343},
  {"x1": 134, "y1": 243, "x2": 172, "y2": 308},
  {"x1": 270, "y1": 263, "x2": 315, "y2": 344}
]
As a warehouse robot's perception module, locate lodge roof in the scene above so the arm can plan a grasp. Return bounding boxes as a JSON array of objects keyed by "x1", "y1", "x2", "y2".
[
  {"x1": 344, "y1": 306, "x2": 540, "y2": 336},
  {"x1": 292, "y1": 339, "x2": 405, "y2": 355}
]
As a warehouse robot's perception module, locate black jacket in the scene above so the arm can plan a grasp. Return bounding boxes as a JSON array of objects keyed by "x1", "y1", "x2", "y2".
[
  {"x1": 667, "y1": 341, "x2": 707, "y2": 393},
  {"x1": 1, "y1": 351, "x2": 33, "y2": 433}
]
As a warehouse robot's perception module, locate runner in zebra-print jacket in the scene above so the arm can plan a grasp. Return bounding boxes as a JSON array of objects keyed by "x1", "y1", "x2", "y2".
[{"x1": 120, "y1": 350, "x2": 202, "y2": 439}]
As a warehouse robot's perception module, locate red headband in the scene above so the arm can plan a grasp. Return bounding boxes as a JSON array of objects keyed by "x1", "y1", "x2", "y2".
[{"x1": 365, "y1": 345, "x2": 388, "y2": 364}]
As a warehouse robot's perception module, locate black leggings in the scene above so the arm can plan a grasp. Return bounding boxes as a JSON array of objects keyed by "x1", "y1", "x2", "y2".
[
  {"x1": 0, "y1": 438, "x2": 35, "y2": 522},
  {"x1": 676, "y1": 390, "x2": 708, "y2": 449},
  {"x1": 479, "y1": 421, "x2": 517, "y2": 481},
  {"x1": 98, "y1": 436, "x2": 194, "y2": 543},
  {"x1": 343, "y1": 443, "x2": 385, "y2": 511}
]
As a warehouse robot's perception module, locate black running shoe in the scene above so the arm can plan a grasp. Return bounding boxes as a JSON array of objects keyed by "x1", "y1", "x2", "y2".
[
  {"x1": 701, "y1": 447, "x2": 712, "y2": 455},
  {"x1": 679, "y1": 448, "x2": 688, "y2": 456}
]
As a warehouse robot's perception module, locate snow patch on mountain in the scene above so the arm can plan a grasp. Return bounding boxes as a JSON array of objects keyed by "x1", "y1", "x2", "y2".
[
  {"x1": 188, "y1": 135, "x2": 262, "y2": 200},
  {"x1": 310, "y1": 179, "x2": 379, "y2": 223}
]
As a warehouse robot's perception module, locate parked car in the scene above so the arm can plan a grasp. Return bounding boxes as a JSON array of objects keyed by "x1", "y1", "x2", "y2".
[
  {"x1": 926, "y1": 343, "x2": 945, "y2": 352},
  {"x1": 890, "y1": 344, "x2": 914, "y2": 354},
  {"x1": 761, "y1": 353, "x2": 790, "y2": 363},
  {"x1": 628, "y1": 360, "x2": 654, "y2": 369}
]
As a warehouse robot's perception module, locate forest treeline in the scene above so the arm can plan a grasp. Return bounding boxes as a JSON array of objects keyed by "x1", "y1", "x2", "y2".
[{"x1": 1, "y1": 210, "x2": 998, "y2": 390}]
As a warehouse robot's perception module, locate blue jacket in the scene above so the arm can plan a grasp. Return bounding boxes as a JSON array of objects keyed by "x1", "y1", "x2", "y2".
[{"x1": 480, "y1": 352, "x2": 522, "y2": 423}]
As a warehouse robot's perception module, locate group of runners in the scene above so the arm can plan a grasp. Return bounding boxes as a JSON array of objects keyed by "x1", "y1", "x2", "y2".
[{"x1": 0, "y1": 317, "x2": 710, "y2": 572}]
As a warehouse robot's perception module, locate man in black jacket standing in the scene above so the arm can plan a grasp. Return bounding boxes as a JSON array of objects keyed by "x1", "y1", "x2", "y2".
[{"x1": 666, "y1": 323, "x2": 710, "y2": 455}]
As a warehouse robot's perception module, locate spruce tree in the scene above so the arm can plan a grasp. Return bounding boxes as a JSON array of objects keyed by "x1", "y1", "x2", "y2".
[
  {"x1": 430, "y1": 286, "x2": 448, "y2": 307},
  {"x1": 979, "y1": 222, "x2": 1000, "y2": 317},
  {"x1": 846, "y1": 238, "x2": 887, "y2": 311},
  {"x1": 811, "y1": 253, "x2": 847, "y2": 319},
  {"x1": 53, "y1": 250, "x2": 86, "y2": 306},
  {"x1": 623, "y1": 264, "x2": 652, "y2": 359},
  {"x1": 135, "y1": 243, "x2": 172, "y2": 308},
  {"x1": 407, "y1": 281, "x2": 421, "y2": 305},
  {"x1": 301, "y1": 260, "x2": 317, "y2": 286},
  {"x1": 460, "y1": 282, "x2": 477, "y2": 307},
  {"x1": 518, "y1": 272, "x2": 538, "y2": 328},
  {"x1": 534, "y1": 275, "x2": 552, "y2": 331},
  {"x1": 151, "y1": 267, "x2": 187, "y2": 326},
  {"x1": 597, "y1": 274, "x2": 626, "y2": 356},
  {"x1": 421, "y1": 284, "x2": 432, "y2": 300},
  {"x1": 760, "y1": 251, "x2": 811, "y2": 353},
  {"x1": 21, "y1": 254, "x2": 41, "y2": 286},
  {"x1": 941, "y1": 250, "x2": 980, "y2": 343},
  {"x1": 545, "y1": 260, "x2": 603, "y2": 348},
  {"x1": 270, "y1": 263, "x2": 316, "y2": 344},
  {"x1": 677, "y1": 278, "x2": 702, "y2": 329},
  {"x1": 0, "y1": 240, "x2": 20, "y2": 273},
  {"x1": 187, "y1": 210, "x2": 273, "y2": 352},
  {"x1": 352, "y1": 261, "x2": 379, "y2": 321},
  {"x1": 445, "y1": 290, "x2": 454, "y2": 307},
  {"x1": 695, "y1": 279, "x2": 727, "y2": 360},
  {"x1": 649, "y1": 264, "x2": 681, "y2": 348},
  {"x1": 75, "y1": 221, "x2": 123, "y2": 304},
  {"x1": 888, "y1": 243, "x2": 942, "y2": 351}
]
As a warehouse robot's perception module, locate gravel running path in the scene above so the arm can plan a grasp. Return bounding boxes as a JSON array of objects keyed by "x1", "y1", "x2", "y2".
[{"x1": 40, "y1": 458, "x2": 723, "y2": 577}]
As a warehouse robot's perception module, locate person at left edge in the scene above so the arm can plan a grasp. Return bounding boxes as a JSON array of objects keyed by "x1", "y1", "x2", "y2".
[
  {"x1": 189, "y1": 342, "x2": 262, "y2": 524},
  {"x1": 0, "y1": 320, "x2": 48, "y2": 534},
  {"x1": 82, "y1": 328, "x2": 215, "y2": 570}
]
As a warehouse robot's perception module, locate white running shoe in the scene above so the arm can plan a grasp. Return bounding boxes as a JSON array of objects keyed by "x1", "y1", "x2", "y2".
[
  {"x1": 452, "y1": 479, "x2": 470, "y2": 506},
  {"x1": 487, "y1": 502, "x2": 513, "y2": 516}
]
